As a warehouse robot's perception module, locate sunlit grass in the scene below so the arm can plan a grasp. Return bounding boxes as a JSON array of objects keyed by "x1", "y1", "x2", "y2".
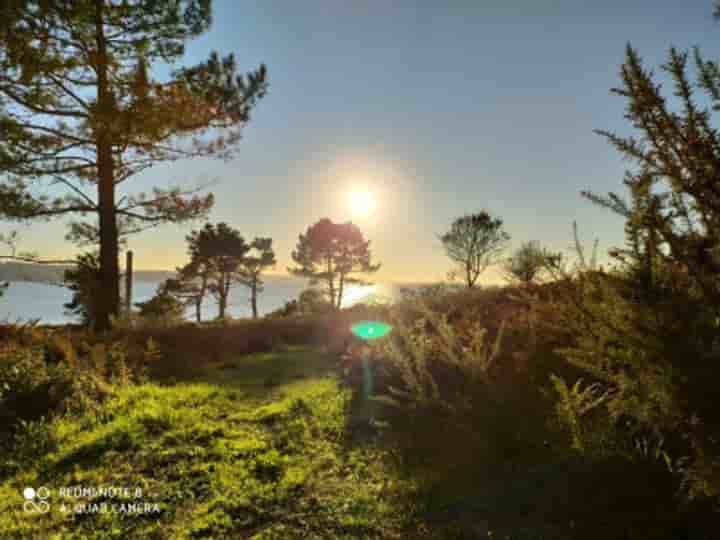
[{"x1": 0, "y1": 347, "x2": 415, "y2": 539}]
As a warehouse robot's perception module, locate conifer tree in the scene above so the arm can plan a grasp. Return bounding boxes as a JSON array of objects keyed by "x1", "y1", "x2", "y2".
[
  {"x1": 186, "y1": 222, "x2": 249, "y2": 319},
  {"x1": 289, "y1": 218, "x2": 380, "y2": 310},
  {"x1": 238, "y1": 237, "x2": 275, "y2": 319},
  {"x1": 0, "y1": 1, "x2": 268, "y2": 330}
]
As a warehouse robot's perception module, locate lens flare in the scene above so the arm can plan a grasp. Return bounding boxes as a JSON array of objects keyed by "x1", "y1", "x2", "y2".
[{"x1": 350, "y1": 321, "x2": 393, "y2": 341}]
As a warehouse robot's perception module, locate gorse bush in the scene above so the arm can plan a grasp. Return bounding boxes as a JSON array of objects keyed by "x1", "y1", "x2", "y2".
[
  {"x1": 0, "y1": 325, "x2": 159, "y2": 449},
  {"x1": 376, "y1": 302, "x2": 503, "y2": 414},
  {"x1": 561, "y1": 42, "x2": 720, "y2": 509},
  {"x1": 542, "y1": 43, "x2": 720, "y2": 506},
  {"x1": 553, "y1": 261, "x2": 720, "y2": 503},
  {"x1": 364, "y1": 290, "x2": 557, "y2": 486}
]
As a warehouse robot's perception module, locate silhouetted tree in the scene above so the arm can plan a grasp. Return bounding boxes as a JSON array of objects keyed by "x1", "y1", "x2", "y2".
[
  {"x1": 289, "y1": 218, "x2": 380, "y2": 310},
  {"x1": 0, "y1": 1, "x2": 268, "y2": 331},
  {"x1": 187, "y1": 222, "x2": 249, "y2": 319},
  {"x1": 238, "y1": 237, "x2": 276, "y2": 318},
  {"x1": 163, "y1": 257, "x2": 213, "y2": 322},
  {"x1": 440, "y1": 211, "x2": 510, "y2": 288},
  {"x1": 503, "y1": 240, "x2": 562, "y2": 285}
]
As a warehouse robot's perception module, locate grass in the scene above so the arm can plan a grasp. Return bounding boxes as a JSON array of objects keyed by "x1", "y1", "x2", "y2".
[
  {"x1": 0, "y1": 346, "x2": 415, "y2": 539},
  {"x1": 0, "y1": 309, "x2": 706, "y2": 538}
]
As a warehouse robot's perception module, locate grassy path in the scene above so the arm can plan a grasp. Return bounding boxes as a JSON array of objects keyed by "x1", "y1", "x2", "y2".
[{"x1": 0, "y1": 347, "x2": 414, "y2": 539}]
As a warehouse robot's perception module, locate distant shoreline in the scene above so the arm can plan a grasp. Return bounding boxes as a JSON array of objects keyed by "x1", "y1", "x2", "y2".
[{"x1": 0, "y1": 261, "x2": 434, "y2": 287}]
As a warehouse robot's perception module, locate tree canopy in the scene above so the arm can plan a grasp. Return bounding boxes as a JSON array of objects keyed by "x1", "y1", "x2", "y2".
[
  {"x1": 503, "y1": 240, "x2": 562, "y2": 286},
  {"x1": 0, "y1": 0, "x2": 268, "y2": 330},
  {"x1": 237, "y1": 237, "x2": 276, "y2": 318},
  {"x1": 289, "y1": 218, "x2": 380, "y2": 310},
  {"x1": 186, "y1": 222, "x2": 250, "y2": 319},
  {"x1": 440, "y1": 211, "x2": 510, "y2": 288}
]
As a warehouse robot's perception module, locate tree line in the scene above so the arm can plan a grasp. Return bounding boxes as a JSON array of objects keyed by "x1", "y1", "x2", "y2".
[
  {"x1": 0, "y1": 0, "x2": 554, "y2": 331},
  {"x1": 439, "y1": 209, "x2": 563, "y2": 288},
  {"x1": 64, "y1": 217, "x2": 381, "y2": 325}
]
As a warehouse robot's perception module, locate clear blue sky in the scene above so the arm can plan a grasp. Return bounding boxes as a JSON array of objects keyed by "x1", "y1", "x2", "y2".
[{"x1": 13, "y1": 0, "x2": 720, "y2": 282}]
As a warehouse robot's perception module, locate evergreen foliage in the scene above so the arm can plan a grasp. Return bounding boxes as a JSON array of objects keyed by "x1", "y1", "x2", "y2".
[
  {"x1": 440, "y1": 211, "x2": 509, "y2": 288},
  {"x1": 186, "y1": 222, "x2": 250, "y2": 319},
  {"x1": 237, "y1": 237, "x2": 276, "y2": 319},
  {"x1": 0, "y1": 0, "x2": 268, "y2": 330},
  {"x1": 63, "y1": 252, "x2": 103, "y2": 327},
  {"x1": 289, "y1": 218, "x2": 380, "y2": 310},
  {"x1": 556, "y1": 43, "x2": 720, "y2": 504},
  {"x1": 135, "y1": 288, "x2": 185, "y2": 325}
]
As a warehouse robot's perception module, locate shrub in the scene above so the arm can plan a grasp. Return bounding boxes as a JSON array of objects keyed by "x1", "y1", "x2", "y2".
[
  {"x1": 503, "y1": 240, "x2": 563, "y2": 285},
  {"x1": 63, "y1": 252, "x2": 102, "y2": 328},
  {"x1": 0, "y1": 326, "x2": 157, "y2": 446},
  {"x1": 362, "y1": 291, "x2": 554, "y2": 483},
  {"x1": 267, "y1": 288, "x2": 334, "y2": 318},
  {"x1": 135, "y1": 289, "x2": 185, "y2": 326}
]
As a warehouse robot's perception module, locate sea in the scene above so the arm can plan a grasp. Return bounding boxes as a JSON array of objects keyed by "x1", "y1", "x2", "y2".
[{"x1": 0, "y1": 276, "x2": 406, "y2": 325}]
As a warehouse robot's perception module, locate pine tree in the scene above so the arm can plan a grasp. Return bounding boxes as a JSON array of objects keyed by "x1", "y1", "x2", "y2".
[
  {"x1": 237, "y1": 237, "x2": 276, "y2": 319},
  {"x1": 289, "y1": 218, "x2": 380, "y2": 310},
  {"x1": 161, "y1": 260, "x2": 211, "y2": 323},
  {"x1": 186, "y1": 222, "x2": 249, "y2": 319},
  {"x1": 0, "y1": 1, "x2": 267, "y2": 330}
]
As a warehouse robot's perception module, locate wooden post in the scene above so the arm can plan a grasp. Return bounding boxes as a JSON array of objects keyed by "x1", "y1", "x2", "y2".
[{"x1": 125, "y1": 250, "x2": 133, "y2": 315}]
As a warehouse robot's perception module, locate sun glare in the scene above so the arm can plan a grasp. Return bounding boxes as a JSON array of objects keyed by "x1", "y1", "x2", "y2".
[{"x1": 348, "y1": 188, "x2": 375, "y2": 218}]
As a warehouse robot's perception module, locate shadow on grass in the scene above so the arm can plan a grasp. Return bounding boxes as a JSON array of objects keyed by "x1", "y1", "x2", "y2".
[
  {"x1": 52, "y1": 429, "x2": 136, "y2": 473},
  {"x1": 196, "y1": 346, "x2": 339, "y2": 398}
]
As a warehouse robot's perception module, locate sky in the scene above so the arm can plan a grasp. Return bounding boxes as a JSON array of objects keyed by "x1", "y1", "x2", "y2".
[{"x1": 8, "y1": 0, "x2": 720, "y2": 283}]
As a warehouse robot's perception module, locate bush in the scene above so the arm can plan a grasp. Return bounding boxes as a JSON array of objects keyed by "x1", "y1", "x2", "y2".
[
  {"x1": 267, "y1": 288, "x2": 334, "y2": 318},
  {"x1": 0, "y1": 325, "x2": 157, "y2": 446},
  {"x1": 360, "y1": 291, "x2": 554, "y2": 483},
  {"x1": 337, "y1": 285, "x2": 703, "y2": 537},
  {"x1": 135, "y1": 289, "x2": 185, "y2": 326}
]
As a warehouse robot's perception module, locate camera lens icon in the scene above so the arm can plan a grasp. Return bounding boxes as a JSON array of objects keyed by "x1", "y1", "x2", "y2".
[{"x1": 23, "y1": 486, "x2": 50, "y2": 513}]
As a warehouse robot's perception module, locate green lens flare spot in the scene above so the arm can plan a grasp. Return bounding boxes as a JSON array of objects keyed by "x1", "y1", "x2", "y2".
[{"x1": 351, "y1": 321, "x2": 393, "y2": 341}]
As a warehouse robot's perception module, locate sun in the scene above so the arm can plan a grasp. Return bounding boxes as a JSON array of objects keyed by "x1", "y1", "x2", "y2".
[{"x1": 348, "y1": 188, "x2": 375, "y2": 218}]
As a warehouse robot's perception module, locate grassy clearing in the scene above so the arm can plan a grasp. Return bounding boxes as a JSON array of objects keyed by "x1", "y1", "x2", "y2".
[{"x1": 0, "y1": 347, "x2": 415, "y2": 539}]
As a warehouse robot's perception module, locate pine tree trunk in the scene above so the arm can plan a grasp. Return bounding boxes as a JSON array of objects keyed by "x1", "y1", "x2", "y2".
[
  {"x1": 218, "y1": 273, "x2": 228, "y2": 319},
  {"x1": 94, "y1": 0, "x2": 119, "y2": 332},
  {"x1": 326, "y1": 256, "x2": 336, "y2": 309},
  {"x1": 196, "y1": 273, "x2": 207, "y2": 322},
  {"x1": 250, "y1": 279, "x2": 258, "y2": 318},
  {"x1": 337, "y1": 272, "x2": 345, "y2": 310}
]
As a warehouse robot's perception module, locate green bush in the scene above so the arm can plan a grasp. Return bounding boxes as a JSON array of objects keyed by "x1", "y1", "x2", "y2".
[
  {"x1": 267, "y1": 288, "x2": 334, "y2": 318},
  {"x1": 361, "y1": 292, "x2": 554, "y2": 485},
  {"x1": 0, "y1": 326, "x2": 157, "y2": 446},
  {"x1": 135, "y1": 289, "x2": 186, "y2": 326}
]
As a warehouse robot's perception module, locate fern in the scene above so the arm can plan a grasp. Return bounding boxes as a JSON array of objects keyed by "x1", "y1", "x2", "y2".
[{"x1": 550, "y1": 374, "x2": 610, "y2": 452}]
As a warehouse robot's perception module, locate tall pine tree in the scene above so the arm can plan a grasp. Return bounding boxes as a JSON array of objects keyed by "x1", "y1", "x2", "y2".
[{"x1": 0, "y1": 1, "x2": 267, "y2": 330}]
